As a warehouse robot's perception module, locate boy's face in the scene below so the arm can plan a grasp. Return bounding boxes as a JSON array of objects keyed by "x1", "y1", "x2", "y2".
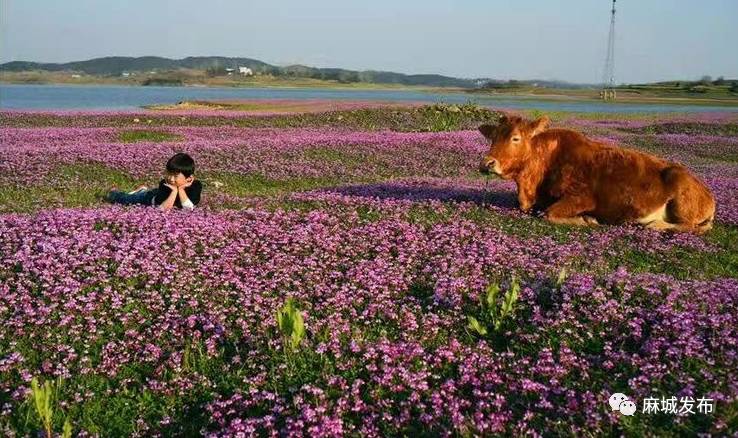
[{"x1": 165, "y1": 171, "x2": 193, "y2": 187}]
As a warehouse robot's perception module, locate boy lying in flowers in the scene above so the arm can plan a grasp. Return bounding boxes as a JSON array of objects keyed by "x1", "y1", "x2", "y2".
[{"x1": 106, "y1": 153, "x2": 202, "y2": 210}]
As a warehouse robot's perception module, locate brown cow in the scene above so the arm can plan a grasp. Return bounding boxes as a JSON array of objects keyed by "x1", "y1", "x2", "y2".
[{"x1": 478, "y1": 115, "x2": 716, "y2": 234}]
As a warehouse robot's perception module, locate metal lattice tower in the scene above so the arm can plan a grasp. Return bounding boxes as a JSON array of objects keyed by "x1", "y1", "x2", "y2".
[{"x1": 601, "y1": 0, "x2": 617, "y2": 100}]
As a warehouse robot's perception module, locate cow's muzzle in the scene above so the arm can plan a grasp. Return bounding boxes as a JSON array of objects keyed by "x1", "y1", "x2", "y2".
[{"x1": 479, "y1": 158, "x2": 497, "y2": 175}]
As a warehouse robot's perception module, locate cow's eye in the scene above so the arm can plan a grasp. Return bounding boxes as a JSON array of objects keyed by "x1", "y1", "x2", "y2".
[{"x1": 512, "y1": 136, "x2": 521, "y2": 143}]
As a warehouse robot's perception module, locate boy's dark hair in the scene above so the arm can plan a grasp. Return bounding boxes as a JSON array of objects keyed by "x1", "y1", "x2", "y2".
[{"x1": 166, "y1": 153, "x2": 195, "y2": 177}]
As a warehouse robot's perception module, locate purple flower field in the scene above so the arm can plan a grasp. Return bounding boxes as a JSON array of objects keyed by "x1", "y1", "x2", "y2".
[{"x1": 1, "y1": 106, "x2": 737, "y2": 436}]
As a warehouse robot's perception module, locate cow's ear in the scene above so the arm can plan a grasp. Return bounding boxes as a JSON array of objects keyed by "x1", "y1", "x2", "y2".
[
  {"x1": 478, "y1": 124, "x2": 496, "y2": 139},
  {"x1": 529, "y1": 116, "x2": 550, "y2": 137}
]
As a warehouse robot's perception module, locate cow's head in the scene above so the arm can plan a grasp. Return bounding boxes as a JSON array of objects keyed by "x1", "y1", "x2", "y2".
[{"x1": 478, "y1": 115, "x2": 550, "y2": 179}]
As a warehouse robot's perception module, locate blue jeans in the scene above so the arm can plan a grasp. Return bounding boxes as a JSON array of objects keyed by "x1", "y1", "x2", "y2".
[{"x1": 107, "y1": 188, "x2": 158, "y2": 206}]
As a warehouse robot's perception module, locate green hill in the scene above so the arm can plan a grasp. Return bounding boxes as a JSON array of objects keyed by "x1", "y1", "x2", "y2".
[{"x1": 0, "y1": 56, "x2": 478, "y2": 88}]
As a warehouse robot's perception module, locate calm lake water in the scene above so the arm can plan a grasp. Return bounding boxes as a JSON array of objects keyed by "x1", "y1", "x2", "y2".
[{"x1": 1, "y1": 83, "x2": 737, "y2": 113}]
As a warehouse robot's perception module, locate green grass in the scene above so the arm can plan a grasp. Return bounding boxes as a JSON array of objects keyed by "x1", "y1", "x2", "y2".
[
  {"x1": 117, "y1": 130, "x2": 182, "y2": 143},
  {"x1": 469, "y1": 82, "x2": 738, "y2": 104},
  {"x1": 10, "y1": 342, "x2": 246, "y2": 437},
  {"x1": 694, "y1": 151, "x2": 738, "y2": 164},
  {"x1": 623, "y1": 134, "x2": 738, "y2": 167},
  {"x1": 203, "y1": 172, "x2": 342, "y2": 198},
  {"x1": 630, "y1": 122, "x2": 738, "y2": 137},
  {"x1": 2, "y1": 160, "x2": 734, "y2": 282},
  {"x1": 608, "y1": 224, "x2": 738, "y2": 280},
  {"x1": 2, "y1": 107, "x2": 737, "y2": 437},
  {"x1": 0, "y1": 164, "x2": 140, "y2": 213},
  {"x1": 1, "y1": 104, "x2": 502, "y2": 131},
  {"x1": 0, "y1": 163, "x2": 352, "y2": 214},
  {"x1": 301, "y1": 147, "x2": 360, "y2": 163}
]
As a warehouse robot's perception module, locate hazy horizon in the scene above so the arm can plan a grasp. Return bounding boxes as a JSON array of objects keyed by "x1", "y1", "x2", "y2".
[{"x1": 2, "y1": 0, "x2": 737, "y2": 84}]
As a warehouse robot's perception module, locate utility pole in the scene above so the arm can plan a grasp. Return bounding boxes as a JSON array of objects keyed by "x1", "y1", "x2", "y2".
[{"x1": 600, "y1": 0, "x2": 617, "y2": 101}]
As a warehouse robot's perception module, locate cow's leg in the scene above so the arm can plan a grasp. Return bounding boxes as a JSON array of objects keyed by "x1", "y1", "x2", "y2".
[
  {"x1": 636, "y1": 167, "x2": 715, "y2": 235},
  {"x1": 645, "y1": 219, "x2": 713, "y2": 234},
  {"x1": 547, "y1": 215, "x2": 599, "y2": 226},
  {"x1": 516, "y1": 183, "x2": 537, "y2": 213},
  {"x1": 544, "y1": 196, "x2": 598, "y2": 227},
  {"x1": 645, "y1": 219, "x2": 680, "y2": 231},
  {"x1": 637, "y1": 203, "x2": 684, "y2": 232}
]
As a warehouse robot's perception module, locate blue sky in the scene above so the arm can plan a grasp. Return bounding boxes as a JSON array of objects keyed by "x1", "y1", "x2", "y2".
[{"x1": 1, "y1": 0, "x2": 736, "y2": 83}]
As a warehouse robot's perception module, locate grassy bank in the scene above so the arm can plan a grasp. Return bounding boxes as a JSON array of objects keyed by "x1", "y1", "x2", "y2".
[{"x1": 468, "y1": 83, "x2": 738, "y2": 105}]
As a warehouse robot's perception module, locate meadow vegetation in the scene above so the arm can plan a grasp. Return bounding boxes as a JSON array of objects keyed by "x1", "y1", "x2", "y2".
[{"x1": 1, "y1": 103, "x2": 737, "y2": 436}]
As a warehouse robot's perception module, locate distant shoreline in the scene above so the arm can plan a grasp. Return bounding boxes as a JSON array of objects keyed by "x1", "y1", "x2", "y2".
[
  {"x1": 464, "y1": 90, "x2": 738, "y2": 107},
  {"x1": 3, "y1": 78, "x2": 737, "y2": 108},
  {"x1": 0, "y1": 73, "x2": 457, "y2": 94}
]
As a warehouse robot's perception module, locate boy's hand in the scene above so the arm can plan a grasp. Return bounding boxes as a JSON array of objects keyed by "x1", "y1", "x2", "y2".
[
  {"x1": 180, "y1": 179, "x2": 194, "y2": 189},
  {"x1": 164, "y1": 183, "x2": 177, "y2": 191}
]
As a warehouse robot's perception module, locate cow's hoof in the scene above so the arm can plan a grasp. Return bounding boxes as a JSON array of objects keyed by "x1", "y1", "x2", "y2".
[{"x1": 583, "y1": 215, "x2": 599, "y2": 226}]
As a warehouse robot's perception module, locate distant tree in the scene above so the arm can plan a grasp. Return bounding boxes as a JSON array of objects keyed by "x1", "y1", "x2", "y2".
[
  {"x1": 713, "y1": 76, "x2": 726, "y2": 85},
  {"x1": 358, "y1": 71, "x2": 375, "y2": 83},
  {"x1": 699, "y1": 75, "x2": 712, "y2": 85},
  {"x1": 730, "y1": 82, "x2": 738, "y2": 93},
  {"x1": 338, "y1": 71, "x2": 359, "y2": 83},
  {"x1": 480, "y1": 80, "x2": 505, "y2": 90},
  {"x1": 206, "y1": 66, "x2": 227, "y2": 77},
  {"x1": 321, "y1": 71, "x2": 340, "y2": 81}
]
